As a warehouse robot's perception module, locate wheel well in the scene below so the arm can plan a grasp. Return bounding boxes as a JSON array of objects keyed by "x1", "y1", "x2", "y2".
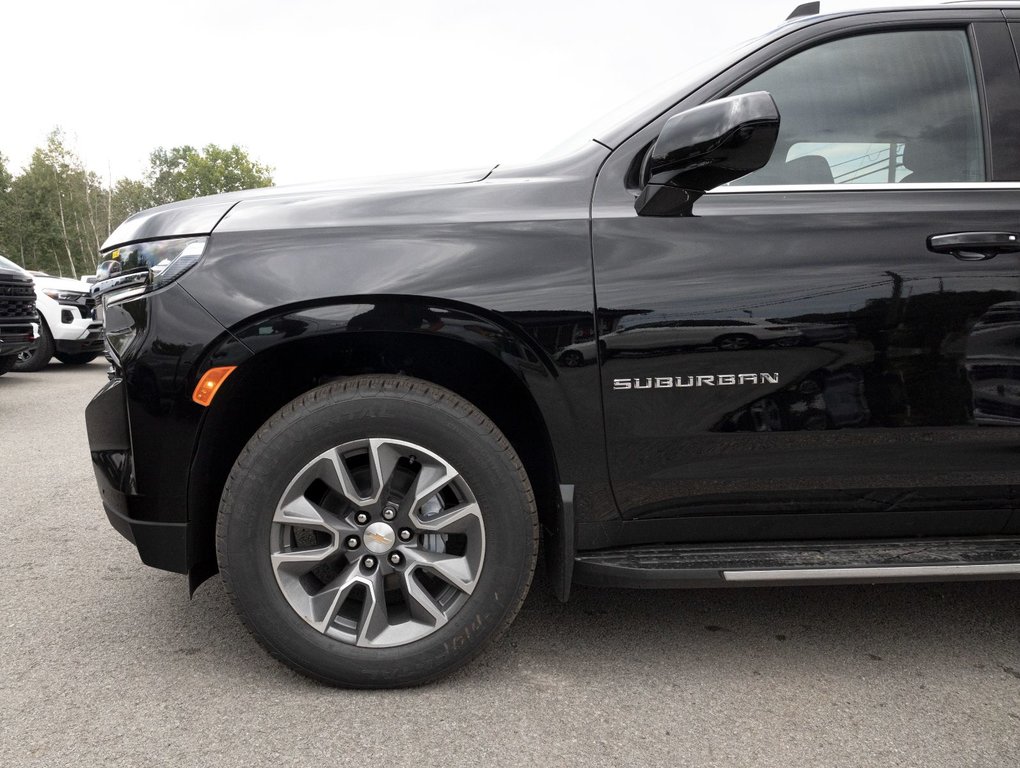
[{"x1": 188, "y1": 331, "x2": 561, "y2": 577}]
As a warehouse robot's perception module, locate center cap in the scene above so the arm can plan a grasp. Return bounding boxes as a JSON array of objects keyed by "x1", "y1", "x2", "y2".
[{"x1": 363, "y1": 522, "x2": 396, "y2": 553}]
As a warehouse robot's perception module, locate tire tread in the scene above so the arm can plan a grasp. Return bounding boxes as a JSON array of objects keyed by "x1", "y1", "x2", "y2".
[{"x1": 217, "y1": 374, "x2": 538, "y2": 687}]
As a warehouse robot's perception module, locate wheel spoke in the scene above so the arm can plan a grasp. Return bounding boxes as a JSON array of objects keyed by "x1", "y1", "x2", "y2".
[
  {"x1": 401, "y1": 569, "x2": 449, "y2": 625},
  {"x1": 404, "y1": 548, "x2": 479, "y2": 595},
  {"x1": 356, "y1": 569, "x2": 390, "y2": 646},
  {"x1": 296, "y1": 562, "x2": 364, "y2": 630},
  {"x1": 409, "y1": 456, "x2": 460, "y2": 511},
  {"x1": 276, "y1": 454, "x2": 360, "y2": 531},
  {"x1": 366, "y1": 438, "x2": 404, "y2": 503},
  {"x1": 312, "y1": 563, "x2": 377, "y2": 631},
  {"x1": 271, "y1": 541, "x2": 338, "y2": 578},
  {"x1": 274, "y1": 494, "x2": 343, "y2": 530}
]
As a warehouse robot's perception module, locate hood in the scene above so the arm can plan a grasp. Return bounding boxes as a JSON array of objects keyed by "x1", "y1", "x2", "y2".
[
  {"x1": 0, "y1": 253, "x2": 31, "y2": 278},
  {"x1": 32, "y1": 273, "x2": 92, "y2": 293},
  {"x1": 101, "y1": 166, "x2": 495, "y2": 251},
  {"x1": 0, "y1": 265, "x2": 28, "y2": 279}
]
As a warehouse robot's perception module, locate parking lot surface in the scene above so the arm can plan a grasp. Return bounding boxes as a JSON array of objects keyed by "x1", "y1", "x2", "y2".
[{"x1": 1, "y1": 363, "x2": 1018, "y2": 767}]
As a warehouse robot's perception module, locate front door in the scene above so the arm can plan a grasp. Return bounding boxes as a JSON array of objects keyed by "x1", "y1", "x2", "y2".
[{"x1": 592, "y1": 16, "x2": 1020, "y2": 540}]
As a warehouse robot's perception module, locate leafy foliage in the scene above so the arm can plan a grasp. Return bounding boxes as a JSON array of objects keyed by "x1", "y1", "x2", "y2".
[
  {"x1": 148, "y1": 144, "x2": 274, "y2": 206},
  {"x1": 0, "y1": 131, "x2": 273, "y2": 277}
]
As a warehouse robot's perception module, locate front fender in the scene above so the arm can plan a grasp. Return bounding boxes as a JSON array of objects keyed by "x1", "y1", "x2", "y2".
[
  {"x1": 225, "y1": 295, "x2": 555, "y2": 376},
  {"x1": 192, "y1": 293, "x2": 614, "y2": 495},
  {"x1": 183, "y1": 295, "x2": 615, "y2": 587}
]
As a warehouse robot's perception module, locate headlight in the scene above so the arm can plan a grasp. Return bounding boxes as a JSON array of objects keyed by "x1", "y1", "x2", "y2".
[
  {"x1": 107, "y1": 236, "x2": 207, "y2": 289},
  {"x1": 92, "y1": 236, "x2": 208, "y2": 364},
  {"x1": 42, "y1": 289, "x2": 88, "y2": 303}
]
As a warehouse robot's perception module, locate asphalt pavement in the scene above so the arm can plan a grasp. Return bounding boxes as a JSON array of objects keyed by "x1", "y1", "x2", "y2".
[{"x1": 1, "y1": 362, "x2": 1018, "y2": 767}]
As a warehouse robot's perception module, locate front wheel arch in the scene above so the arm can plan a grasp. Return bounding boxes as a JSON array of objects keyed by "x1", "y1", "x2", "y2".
[{"x1": 187, "y1": 327, "x2": 563, "y2": 591}]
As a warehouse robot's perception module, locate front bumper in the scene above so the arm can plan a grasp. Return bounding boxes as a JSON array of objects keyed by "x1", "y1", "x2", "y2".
[
  {"x1": 0, "y1": 324, "x2": 36, "y2": 357},
  {"x1": 85, "y1": 282, "x2": 254, "y2": 583},
  {"x1": 49, "y1": 303, "x2": 105, "y2": 354},
  {"x1": 85, "y1": 377, "x2": 189, "y2": 573},
  {"x1": 55, "y1": 324, "x2": 105, "y2": 355}
]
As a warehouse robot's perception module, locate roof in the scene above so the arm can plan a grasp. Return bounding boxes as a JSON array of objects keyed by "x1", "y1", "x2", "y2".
[{"x1": 794, "y1": 1, "x2": 1020, "y2": 21}]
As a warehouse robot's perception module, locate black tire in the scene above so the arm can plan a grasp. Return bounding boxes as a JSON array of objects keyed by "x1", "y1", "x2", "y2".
[
  {"x1": 0, "y1": 354, "x2": 17, "y2": 376},
  {"x1": 217, "y1": 375, "x2": 539, "y2": 688},
  {"x1": 13, "y1": 319, "x2": 55, "y2": 372},
  {"x1": 54, "y1": 351, "x2": 99, "y2": 366}
]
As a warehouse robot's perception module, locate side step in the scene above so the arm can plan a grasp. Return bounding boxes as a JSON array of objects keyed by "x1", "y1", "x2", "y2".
[{"x1": 572, "y1": 537, "x2": 1020, "y2": 589}]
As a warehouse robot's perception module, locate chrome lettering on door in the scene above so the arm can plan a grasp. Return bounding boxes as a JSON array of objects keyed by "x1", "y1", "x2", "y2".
[{"x1": 613, "y1": 374, "x2": 780, "y2": 391}]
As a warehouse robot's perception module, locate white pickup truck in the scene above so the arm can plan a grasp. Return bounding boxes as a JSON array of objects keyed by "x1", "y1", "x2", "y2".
[{"x1": 0, "y1": 255, "x2": 104, "y2": 371}]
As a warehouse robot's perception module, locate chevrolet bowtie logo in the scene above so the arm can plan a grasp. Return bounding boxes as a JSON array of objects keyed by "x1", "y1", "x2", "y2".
[{"x1": 363, "y1": 523, "x2": 397, "y2": 553}]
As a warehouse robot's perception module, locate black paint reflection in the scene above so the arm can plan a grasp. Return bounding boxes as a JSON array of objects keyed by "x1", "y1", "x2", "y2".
[
  {"x1": 711, "y1": 281, "x2": 1018, "y2": 433},
  {"x1": 966, "y1": 302, "x2": 1020, "y2": 425},
  {"x1": 596, "y1": 277, "x2": 1020, "y2": 434},
  {"x1": 592, "y1": 186, "x2": 1020, "y2": 527}
]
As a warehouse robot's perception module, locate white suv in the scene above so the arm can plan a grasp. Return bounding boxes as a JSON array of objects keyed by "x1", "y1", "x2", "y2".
[{"x1": 0, "y1": 255, "x2": 104, "y2": 371}]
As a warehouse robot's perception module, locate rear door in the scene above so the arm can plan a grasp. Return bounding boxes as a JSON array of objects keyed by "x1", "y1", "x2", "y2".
[{"x1": 592, "y1": 10, "x2": 1020, "y2": 542}]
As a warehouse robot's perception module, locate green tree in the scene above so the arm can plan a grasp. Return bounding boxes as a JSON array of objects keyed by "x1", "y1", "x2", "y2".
[
  {"x1": 0, "y1": 134, "x2": 274, "y2": 275},
  {"x1": 7, "y1": 147, "x2": 65, "y2": 275},
  {"x1": 6, "y1": 130, "x2": 110, "y2": 277},
  {"x1": 147, "y1": 144, "x2": 273, "y2": 205},
  {"x1": 0, "y1": 152, "x2": 18, "y2": 265},
  {"x1": 110, "y1": 178, "x2": 152, "y2": 226}
]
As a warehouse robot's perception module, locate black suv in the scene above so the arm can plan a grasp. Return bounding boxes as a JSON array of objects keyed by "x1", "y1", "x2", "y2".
[
  {"x1": 0, "y1": 259, "x2": 37, "y2": 376},
  {"x1": 87, "y1": 3, "x2": 1020, "y2": 687}
]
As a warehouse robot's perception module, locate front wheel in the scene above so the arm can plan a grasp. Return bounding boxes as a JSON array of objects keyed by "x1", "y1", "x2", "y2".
[
  {"x1": 14, "y1": 319, "x2": 54, "y2": 372},
  {"x1": 217, "y1": 375, "x2": 539, "y2": 687}
]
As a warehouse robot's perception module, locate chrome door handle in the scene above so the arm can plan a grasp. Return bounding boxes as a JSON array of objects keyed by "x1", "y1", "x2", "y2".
[{"x1": 927, "y1": 231, "x2": 1020, "y2": 261}]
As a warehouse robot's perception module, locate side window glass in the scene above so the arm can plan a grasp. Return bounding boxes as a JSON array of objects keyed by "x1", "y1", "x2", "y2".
[{"x1": 729, "y1": 30, "x2": 985, "y2": 186}]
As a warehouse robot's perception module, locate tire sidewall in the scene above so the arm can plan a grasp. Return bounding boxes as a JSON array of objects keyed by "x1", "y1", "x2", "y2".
[
  {"x1": 13, "y1": 318, "x2": 53, "y2": 372},
  {"x1": 219, "y1": 380, "x2": 536, "y2": 686}
]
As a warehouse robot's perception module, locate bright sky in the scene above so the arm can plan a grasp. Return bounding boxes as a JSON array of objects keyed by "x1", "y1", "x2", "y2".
[{"x1": 2, "y1": 0, "x2": 897, "y2": 186}]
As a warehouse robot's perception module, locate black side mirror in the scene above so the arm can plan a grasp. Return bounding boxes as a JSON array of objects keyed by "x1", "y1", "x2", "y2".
[{"x1": 636, "y1": 91, "x2": 780, "y2": 217}]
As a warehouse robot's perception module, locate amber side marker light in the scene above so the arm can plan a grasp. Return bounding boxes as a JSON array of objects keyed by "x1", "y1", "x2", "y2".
[{"x1": 192, "y1": 366, "x2": 237, "y2": 406}]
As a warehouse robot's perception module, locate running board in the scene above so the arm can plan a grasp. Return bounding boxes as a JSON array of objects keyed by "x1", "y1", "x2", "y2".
[{"x1": 572, "y1": 537, "x2": 1020, "y2": 589}]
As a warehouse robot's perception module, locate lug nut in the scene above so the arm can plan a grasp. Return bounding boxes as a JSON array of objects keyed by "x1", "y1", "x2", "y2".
[
  {"x1": 388, "y1": 552, "x2": 402, "y2": 566},
  {"x1": 363, "y1": 556, "x2": 377, "y2": 569},
  {"x1": 382, "y1": 506, "x2": 397, "y2": 521},
  {"x1": 345, "y1": 536, "x2": 360, "y2": 550},
  {"x1": 355, "y1": 512, "x2": 370, "y2": 525},
  {"x1": 398, "y1": 528, "x2": 413, "y2": 542}
]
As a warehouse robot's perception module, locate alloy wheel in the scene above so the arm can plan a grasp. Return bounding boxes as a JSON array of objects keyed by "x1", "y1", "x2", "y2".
[{"x1": 270, "y1": 438, "x2": 485, "y2": 649}]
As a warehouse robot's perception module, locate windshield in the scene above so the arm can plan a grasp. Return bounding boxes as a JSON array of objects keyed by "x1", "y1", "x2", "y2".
[{"x1": 539, "y1": 31, "x2": 773, "y2": 159}]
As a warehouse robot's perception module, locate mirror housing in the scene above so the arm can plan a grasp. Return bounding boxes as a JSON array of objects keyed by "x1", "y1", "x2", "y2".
[{"x1": 636, "y1": 91, "x2": 780, "y2": 216}]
